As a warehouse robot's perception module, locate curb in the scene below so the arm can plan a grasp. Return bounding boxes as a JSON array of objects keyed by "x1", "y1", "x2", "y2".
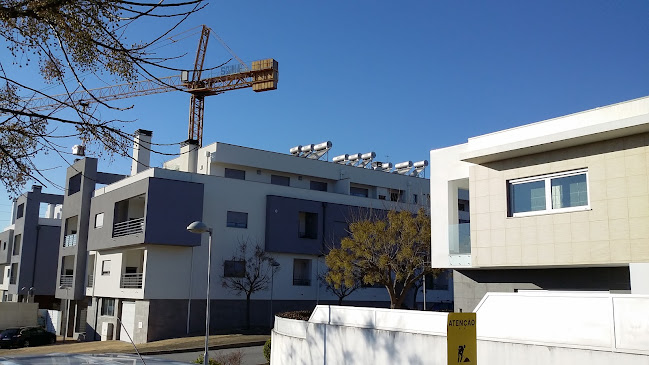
[{"x1": 139, "y1": 340, "x2": 268, "y2": 356}]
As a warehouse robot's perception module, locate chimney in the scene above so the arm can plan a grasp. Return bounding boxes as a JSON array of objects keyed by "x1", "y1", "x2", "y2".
[
  {"x1": 181, "y1": 139, "x2": 199, "y2": 173},
  {"x1": 32, "y1": 185, "x2": 42, "y2": 193},
  {"x1": 131, "y1": 129, "x2": 153, "y2": 176}
]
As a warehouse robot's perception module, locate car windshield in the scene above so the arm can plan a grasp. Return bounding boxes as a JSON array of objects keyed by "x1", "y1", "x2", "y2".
[{"x1": 0, "y1": 329, "x2": 19, "y2": 338}]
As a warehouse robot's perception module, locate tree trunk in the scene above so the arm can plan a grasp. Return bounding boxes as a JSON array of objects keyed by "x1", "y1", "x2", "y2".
[
  {"x1": 246, "y1": 293, "x2": 251, "y2": 330},
  {"x1": 338, "y1": 296, "x2": 343, "y2": 306}
]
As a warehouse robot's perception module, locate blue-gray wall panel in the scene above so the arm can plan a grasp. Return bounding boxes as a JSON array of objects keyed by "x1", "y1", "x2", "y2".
[
  {"x1": 144, "y1": 178, "x2": 203, "y2": 246},
  {"x1": 265, "y1": 195, "x2": 386, "y2": 255}
]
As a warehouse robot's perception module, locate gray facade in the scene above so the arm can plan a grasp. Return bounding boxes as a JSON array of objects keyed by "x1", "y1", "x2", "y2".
[
  {"x1": 1, "y1": 186, "x2": 63, "y2": 304},
  {"x1": 55, "y1": 158, "x2": 126, "y2": 300},
  {"x1": 87, "y1": 177, "x2": 204, "y2": 251},
  {"x1": 265, "y1": 195, "x2": 386, "y2": 255}
]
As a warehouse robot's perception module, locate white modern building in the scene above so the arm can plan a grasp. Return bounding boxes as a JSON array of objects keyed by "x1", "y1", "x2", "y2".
[
  {"x1": 53, "y1": 132, "x2": 448, "y2": 343},
  {"x1": 430, "y1": 96, "x2": 649, "y2": 312}
]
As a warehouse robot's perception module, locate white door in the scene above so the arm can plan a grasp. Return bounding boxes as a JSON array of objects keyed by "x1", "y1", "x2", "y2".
[{"x1": 119, "y1": 301, "x2": 136, "y2": 343}]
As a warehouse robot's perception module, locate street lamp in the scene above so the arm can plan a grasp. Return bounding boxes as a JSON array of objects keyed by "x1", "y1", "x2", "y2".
[
  {"x1": 187, "y1": 221, "x2": 213, "y2": 365},
  {"x1": 269, "y1": 261, "x2": 280, "y2": 328},
  {"x1": 59, "y1": 285, "x2": 70, "y2": 343}
]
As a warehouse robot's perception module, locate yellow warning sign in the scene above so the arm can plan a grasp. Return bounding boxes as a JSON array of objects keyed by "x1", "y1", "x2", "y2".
[{"x1": 447, "y1": 312, "x2": 477, "y2": 364}]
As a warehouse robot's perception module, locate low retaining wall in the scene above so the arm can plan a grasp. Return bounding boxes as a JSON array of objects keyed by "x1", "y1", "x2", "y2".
[{"x1": 271, "y1": 292, "x2": 649, "y2": 364}]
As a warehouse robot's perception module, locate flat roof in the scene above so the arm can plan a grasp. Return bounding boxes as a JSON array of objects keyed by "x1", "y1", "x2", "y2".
[{"x1": 459, "y1": 96, "x2": 649, "y2": 163}]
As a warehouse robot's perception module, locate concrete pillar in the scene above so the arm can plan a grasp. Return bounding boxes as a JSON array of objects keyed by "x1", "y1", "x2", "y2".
[
  {"x1": 131, "y1": 129, "x2": 153, "y2": 176},
  {"x1": 629, "y1": 263, "x2": 649, "y2": 294}
]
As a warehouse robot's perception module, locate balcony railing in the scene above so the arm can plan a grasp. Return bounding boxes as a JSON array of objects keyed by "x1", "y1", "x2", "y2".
[
  {"x1": 87, "y1": 274, "x2": 94, "y2": 287},
  {"x1": 60, "y1": 275, "x2": 73, "y2": 288},
  {"x1": 293, "y1": 278, "x2": 311, "y2": 286},
  {"x1": 63, "y1": 234, "x2": 78, "y2": 247},
  {"x1": 449, "y1": 223, "x2": 471, "y2": 255},
  {"x1": 113, "y1": 217, "x2": 144, "y2": 238},
  {"x1": 121, "y1": 273, "x2": 143, "y2": 289}
]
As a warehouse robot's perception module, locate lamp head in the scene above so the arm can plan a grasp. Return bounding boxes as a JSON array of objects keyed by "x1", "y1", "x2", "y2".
[{"x1": 187, "y1": 221, "x2": 211, "y2": 234}]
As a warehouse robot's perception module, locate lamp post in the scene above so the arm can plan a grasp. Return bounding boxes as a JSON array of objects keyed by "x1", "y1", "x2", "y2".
[
  {"x1": 269, "y1": 261, "x2": 280, "y2": 328},
  {"x1": 187, "y1": 221, "x2": 213, "y2": 365},
  {"x1": 59, "y1": 285, "x2": 70, "y2": 343}
]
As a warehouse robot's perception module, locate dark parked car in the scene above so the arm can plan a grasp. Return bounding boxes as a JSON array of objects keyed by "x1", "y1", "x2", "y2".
[{"x1": 0, "y1": 327, "x2": 56, "y2": 348}]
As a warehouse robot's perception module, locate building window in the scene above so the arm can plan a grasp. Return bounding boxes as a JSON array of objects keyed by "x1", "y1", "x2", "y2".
[
  {"x1": 224, "y1": 168, "x2": 245, "y2": 180},
  {"x1": 12, "y1": 234, "x2": 21, "y2": 256},
  {"x1": 224, "y1": 260, "x2": 246, "y2": 278},
  {"x1": 310, "y1": 181, "x2": 327, "y2": 192},
  {"x1": 298, "y1": 212, "x2": 318, "y2": 239},
  {"x1": 94, "y1": 213, "x2": 104, "y2": 228},
  {"x1": 68, "y1": 173, "x2": 82, "y2": 195},
  {"x1": 413, "y1": 194, "x2": 418, "y2": 204},
  {"x1": 271, "y1": 175, "x2": 290, "y2": 186},
  {"x1": 101, "y1": 260, "x2": 111, "y2": 275},
  {"x1": 101, "y1": 298, "x2": 115, "y2": 316},
  {"x1": 350, "y1": 186, "x2": 369, "y2": 198},
  {"x1": 293, "y1": 259, "x2": 311, "y2": 286},
  {"x1": 16, "y1": 203, "x2": 24, "y2": 219},
  {"x1": 508, "y1": 169, "x2": 589, "y2": 217},
  {"x1": 389, "y1": 189, "x2": 404, "y2": 202},
  {"x1": 2, "y1": 241, "x2": 5, "y2": 250},
  {"x1": 226, "y1": 211, "x2": 248, "y2": 228},
  {"x1": 378, "y1": 195, "x2": 386, "y2": 200}
]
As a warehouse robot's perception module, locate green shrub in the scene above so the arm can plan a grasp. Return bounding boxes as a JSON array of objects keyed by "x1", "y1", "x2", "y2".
[
  {"x1": 193, "y1": 351, "x2": 243, "y2": 365},
  {"x1": 192, "y1": 354, "x2": 220, "y2": 365},
  {"x1": 263, "y1": 338, "x2": 271, "y2": 362}
]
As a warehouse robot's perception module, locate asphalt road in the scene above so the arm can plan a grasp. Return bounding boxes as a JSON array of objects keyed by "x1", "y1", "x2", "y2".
[{"x1": 154, "y1": 345, "x2": 266, "y2": 365}]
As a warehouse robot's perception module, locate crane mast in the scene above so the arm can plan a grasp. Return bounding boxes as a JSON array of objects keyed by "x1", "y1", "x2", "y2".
[{"x1": 21, "y1": 25, "x2": 278, "y2": 147}]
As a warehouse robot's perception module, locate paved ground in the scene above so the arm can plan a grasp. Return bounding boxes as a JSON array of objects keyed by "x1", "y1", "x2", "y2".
[
  {"x1": 155, "y1": 345, "x2": 266, "y2": 365},
  {"x1": 0, "y1": 334, "x2": 269, "y2": 357}
]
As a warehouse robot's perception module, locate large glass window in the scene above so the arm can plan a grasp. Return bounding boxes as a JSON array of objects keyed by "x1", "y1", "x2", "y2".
[{"x1": 508, "y1": 169, "x2": 589, "y2": 217}]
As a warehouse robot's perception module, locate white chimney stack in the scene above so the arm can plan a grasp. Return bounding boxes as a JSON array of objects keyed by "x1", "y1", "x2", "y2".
[
  {"x1": 180, "y1": 139, "x2": 199, "y2": 173},
  {"x1": 131, "y1": 129, "x2": 153, "y2": 176}
]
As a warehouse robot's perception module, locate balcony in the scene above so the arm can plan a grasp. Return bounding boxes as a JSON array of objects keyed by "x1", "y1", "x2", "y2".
[
  {"x1": 121, "y1": 273, "x2": 143, "y2": 289},
  {"x1": 113, "y1": 217, "x2": 144, "y2": 238},
  {"x1": 63, "y1": 234, "x2": 78, "y2": 247},
  {"x1": 60, "y1": 275, "x2": 73, "y2": 288},
  {"x1": 293, "y1": 278, "x2": 311, "y2": 286},
  {"x1": 87, "y1": 274, "x2": 94, "y2": 287}
]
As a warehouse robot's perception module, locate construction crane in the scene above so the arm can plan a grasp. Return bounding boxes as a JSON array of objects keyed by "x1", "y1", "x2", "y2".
[{"x1": 23, "y1": 25, "x2": 278, "y2": 147}]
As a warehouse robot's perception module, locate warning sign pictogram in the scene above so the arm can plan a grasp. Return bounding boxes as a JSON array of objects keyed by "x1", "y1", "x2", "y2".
[{"x1": 447, "y1": 312, "x2": 477, "y2": 364}]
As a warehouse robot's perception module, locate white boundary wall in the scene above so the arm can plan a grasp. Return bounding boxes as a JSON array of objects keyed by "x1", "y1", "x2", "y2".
[{"x1": 272, "y1": 292, "x2": 649, "y2": 364}]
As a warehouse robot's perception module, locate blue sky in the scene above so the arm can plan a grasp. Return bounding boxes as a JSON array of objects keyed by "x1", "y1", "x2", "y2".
[{"x1": 1, "y1": 0, "x2": 648, "y2": 226}]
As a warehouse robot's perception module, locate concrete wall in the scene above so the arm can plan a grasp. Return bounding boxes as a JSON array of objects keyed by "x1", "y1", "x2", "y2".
[
  {"x1": 273, "y1": 294, "x2": 649, "y2": 364},
  {"x1": 470, "y1": 133, "x2": 649, "y2": 267},
  {"x1": 453, "y1": 267, "x2": 631, "y2": 313},
  {"x1": 0, "y1": 302, "x2": 38, "y2": 329}
]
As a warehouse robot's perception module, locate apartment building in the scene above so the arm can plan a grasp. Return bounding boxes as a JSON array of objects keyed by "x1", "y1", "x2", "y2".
[
  {"x1": 54, "y1": 131, "x2": 446, "y2": 343},
  {"x1": 430, "y1": 96, "x2": 649, "y2": 312},
  {"x1": 0, "y1": 186, "x2": 63, "y2": 307}
]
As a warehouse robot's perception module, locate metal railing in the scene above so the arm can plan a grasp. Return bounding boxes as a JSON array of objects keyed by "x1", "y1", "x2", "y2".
[
  {"x1": 121, "y1": 273, "x2": 143, "y2": 289},
  {"x1": 63, "y1": 234, "x2": 78, "y2": 247},
  {"x1": 112, "y1": 217, "x2": 144, "y2": 238},
  {"x1": 60, "y1": 275, "x2": 73, "y2": 287},
  {"x1": 87, "y1": 274, "x2": 94, "y2": 287},
  {"x1": 293, "y1": 278, "x2": 311, "y2": 286}
]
